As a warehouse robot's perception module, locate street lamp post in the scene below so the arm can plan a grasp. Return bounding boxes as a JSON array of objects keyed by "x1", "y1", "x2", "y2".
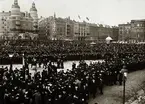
[
  {"x1": 22, "y1": 53, "x2": 25, "y2": 67},
  {"x1": 120, "y1": 66, "x2": 128, "y2": 104},
  {"x1": 9, "y1": 54, "x2": 14, "y2": 72}
]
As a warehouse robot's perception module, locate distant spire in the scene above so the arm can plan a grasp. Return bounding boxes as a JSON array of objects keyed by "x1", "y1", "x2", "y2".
[
  {"x1": 32, "y1": 2, "x2": 35, "y2": 7},
  {"x1": 30, "y1": 2, "x2": 37, "y2": 11},
  {"x1": 12, "y1": 0, "x2": 20, "y2": 8},
  {"x1": 14, "y1": 0, "x2": 18, "y2": 4},
  {"x1": 54, "y1": 12, "x2": 56, "y2": 18}
]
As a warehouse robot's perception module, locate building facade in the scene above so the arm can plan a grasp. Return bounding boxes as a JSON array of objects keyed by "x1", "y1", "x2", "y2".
[
  {"x1": 38, "y1": 16, "x2": 119, "y2": 41},
  {"x1": 38, "y1": 15, "x2": 74, "y2": 40},
  {"x1": 88, "y1": 24, "x2": 118, "y2": 41},
  {"x1": 130, "y1": 20, "x2": 145, "y2": 42},
  {"x1": 88, "y1": 24, "x2": 99, "y2": 41},
  {"x1": 119, "y1": 20, "x2": 145, "y2": 42},
  {"x1": 38, "y1": 17, "x2": 50, "y2": 39},
  {"x1": 97, "y1": 25, "x2": 113, "y2": 41},
  {"x1": 118, "y1": 23, "x2": 131, "y2": 41},
  {"x1": 112, "y1": 26, "x2": 119, "y2": 41},
  {"x1": 65, "y1": 17, "x2": 74, "y2": 40},
  {"x1": 0, "y1": 0, "x2": 38, "y2": 39},
  {"x1": 73, "y1": 21, "x2": 90, "y2": 40}
]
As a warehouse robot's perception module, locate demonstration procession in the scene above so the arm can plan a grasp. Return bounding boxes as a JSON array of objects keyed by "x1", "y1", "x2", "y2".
[
  {"x1": 1, "y1": 0, "x2": 145, "y2": 104},
  {"x1": 0, "y1": 39, "x2": 145, "y2": 104}
]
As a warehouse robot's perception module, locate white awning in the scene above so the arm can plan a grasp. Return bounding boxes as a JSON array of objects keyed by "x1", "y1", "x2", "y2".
[{"x1": 106, "y1": 36, "x2": 113, "y2": 41}]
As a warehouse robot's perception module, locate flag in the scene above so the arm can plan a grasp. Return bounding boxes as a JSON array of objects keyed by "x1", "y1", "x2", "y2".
[
  {"x1": 78, "y1": 15, "x2": 81, "y2": 19},
  {"x1": 86, "y1": 17, "x2": 89, "y2": 21}
]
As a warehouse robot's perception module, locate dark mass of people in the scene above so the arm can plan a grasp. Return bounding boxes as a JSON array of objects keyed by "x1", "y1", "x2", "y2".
[{"x1": 0, "y1": 40, "x2": 145, "y2": 104}]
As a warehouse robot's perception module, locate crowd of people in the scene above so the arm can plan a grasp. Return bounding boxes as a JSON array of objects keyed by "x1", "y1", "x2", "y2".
[
  {"x1": 1, "y1": 40, "x2": 145, "y2": 58},
  {"x1": 0, "y1": 40, "x2": 145, "y2": 104},
  {"x1": 0, "y1": 58, "x2": 126, "y2": 104}
]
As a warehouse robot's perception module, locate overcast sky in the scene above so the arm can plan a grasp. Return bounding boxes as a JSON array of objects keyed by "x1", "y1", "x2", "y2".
[{"x1": 0, "y1": 0, "x2": 145, "y2": 26}]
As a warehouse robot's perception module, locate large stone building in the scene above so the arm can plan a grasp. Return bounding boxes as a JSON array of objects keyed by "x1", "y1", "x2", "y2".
[
  {"x1": 118, "y1": 23, "x2": 131, "y2": 41},
  {"x1": 39, "y1": 14, "x2": 74, "y2": 40},
  {"x1": 73, "y1": 21, "x2": 90, "y2": 40},
  {"x1": 88, "y1": 24, "x2": 99, "y2": 41},
  {"x1": 0, "y1": 0, "x2": 38, "y2": 39},
  {"x1": 130, "y1": 20, "x2": 145, "y2": 42},
  {"x1": 39, "y1": 16, "x2": 119, "y2": 41},
  {"x1": 38, "y1": 17, "x2": 50, "y2": 39},
  {"x1": 87, "y1": 24, "x2": 118, "y2": 41},
  {"x1": 97, "y1": 25, "x2": 113, "y2": 41},
  {"x1": 65, "y1": 17, "x2": 75, "y2": 40},
  {"x1": 119, "y1": 19, "x2": 145, "y2": 42},
  {"x1": 112, "y1": 26, "x2": 119, "y2": 41}
]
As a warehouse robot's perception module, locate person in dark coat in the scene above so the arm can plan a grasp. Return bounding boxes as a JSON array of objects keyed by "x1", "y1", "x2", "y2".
[
  {"x1": 72, "y1": 62, "x2": 76, "y2": 70},
  {"x1": 33, "y1": 91, "x2": 41, "y2": 104},
  {"x1": 60, "y1": 59, "x2": 64, "y2": 69},
  {"x1": 57, "y1": 59, "x2": 61, "y2": 68},
  {"x1": 118, "y1": 71, "x2": 123, "y2": 85},
  {"x1": 98, "y1": 76, "x2": 104, "y2": 95}
]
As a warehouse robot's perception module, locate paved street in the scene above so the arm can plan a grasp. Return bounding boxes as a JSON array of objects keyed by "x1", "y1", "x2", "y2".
[
  {"x1": 1, "y1": 60, "x2": 145, "y2": 104},
  {"x1": 0, "y1": 60, "x2": 104, "y2": 76},
  {"x1": 88, "y1": 69, "x2": 145, "y2": 104}
]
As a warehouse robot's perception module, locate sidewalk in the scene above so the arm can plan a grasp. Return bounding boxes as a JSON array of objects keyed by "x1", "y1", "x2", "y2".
[{"x1": 88, "y1": 69, "x2": 145, "y2": 104}]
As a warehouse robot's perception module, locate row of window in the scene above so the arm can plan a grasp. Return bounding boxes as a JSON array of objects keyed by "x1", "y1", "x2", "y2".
[
  {"x1": 120, "y1": 24, "x2": 145, "y2": 29},
  {"x1": 119, "y1": 30, "x2": 128, "y2": 34},
  {"x1": 133, "y1": 23, "x2": 145, "y2": 27}
]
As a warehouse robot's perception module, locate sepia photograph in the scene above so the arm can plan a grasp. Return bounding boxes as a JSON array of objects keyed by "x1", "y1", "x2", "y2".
[{"x1": 0, "y1": 0, "x2": 145, "y2": 104}]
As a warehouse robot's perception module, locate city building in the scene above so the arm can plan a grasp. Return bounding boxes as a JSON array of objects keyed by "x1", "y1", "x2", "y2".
[
  {"x1": 112, "y1": 26, "x2": 119, "y2": 41},
  {"x1": 119, "y1": 20, "x2": 145, "y2": 42},
  {"x1": 97, "y1": 25, "x2": 113, "y2": 41},
  {"x1": 89, "y1": 24, "x2": 119, "y2": 41},
  {"x1": 0, "y1": 0, "x2": 39, "y2": 40},
  {"x1": 73, "y1": 21, "x2": 90, "y2": 40},
  {"x1": 65, "y1": 17, "x2": 74, "y2": 40},
  {"x1": 130, "y1": 19, "x2": 145, "y2": 42},
  {"x1": 52, "y1": 17, "x2": 67, "y2": 40},
  {"x1": 38, "y1": 14, "x2": 74, "y2": 40},
  {"x1": 39, "y1": 16, "x2": 119, "y2": 41},
  {"x1": 118, "y1": 23, "x2": 131, "y2": 41},
  {"x1": 38, "y1": 17, "x2": 50, "y2": 40},
  {"x1": 88, "y1": 23, "x2": 99, "y2": 41}
]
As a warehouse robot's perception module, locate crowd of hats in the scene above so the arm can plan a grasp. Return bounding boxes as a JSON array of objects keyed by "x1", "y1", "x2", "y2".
[
  {"x1": 0, "y1": 40, "x2": 145, "y2": 104},
  {"x1": 0, "y1": 40, "x2": 145, "y2": 59},
  {"x1": 0, "y1": 57, "x2": 128, "y2": 104}
]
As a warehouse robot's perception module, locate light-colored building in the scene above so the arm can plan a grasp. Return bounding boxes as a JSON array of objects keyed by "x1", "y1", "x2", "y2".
[
  {"x1": 38, "y1": 15, "x2": 119, "y2": 41},
  {"x1": 38, "y1": 14, "x2": 74, "y2": 40},
  {"x1": 0, "y1": 0, "x2": 38, "y2": 39},
  {"x1": 73, "y1": 21, "x2": 90, "y2": 40}
]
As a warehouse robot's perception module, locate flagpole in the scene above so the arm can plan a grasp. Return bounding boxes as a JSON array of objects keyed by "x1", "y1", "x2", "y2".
[
  {"x1": 86, "y1": 17, "x2": 90, "y2": 40},
  {"x1": 78, "y1": 15, "x2": 81, "y2": 60},
  {"x1": 78, "y1": 15, "x2": 81, "y2": 40},
  {"x1": 85, "y1": 17, "x2": 88, "y2": 40}
]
